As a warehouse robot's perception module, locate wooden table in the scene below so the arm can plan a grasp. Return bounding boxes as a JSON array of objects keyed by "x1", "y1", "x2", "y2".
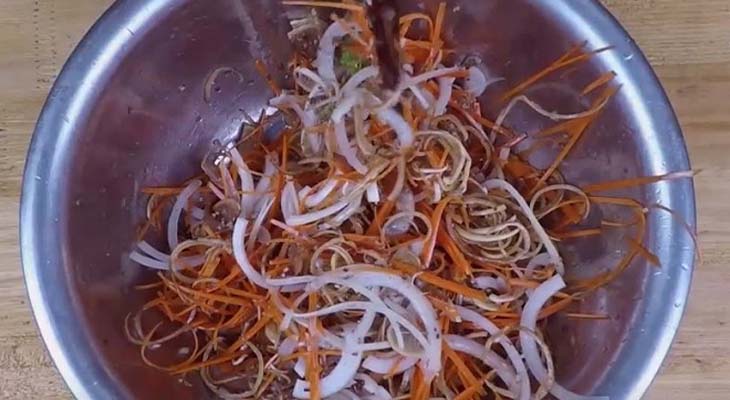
[{"x1": 0, "y1": 0, "x2": 727, "y2": 398}]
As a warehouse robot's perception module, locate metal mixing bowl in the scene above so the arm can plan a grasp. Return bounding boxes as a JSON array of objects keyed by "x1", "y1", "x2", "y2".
[{"x1": 20, "y1": 0, "x2": 696, "y2": 399}]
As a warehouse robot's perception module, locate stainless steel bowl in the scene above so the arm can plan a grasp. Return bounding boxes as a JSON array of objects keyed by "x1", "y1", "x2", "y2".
[{"x1": 21, "y1": 0, "x2": 696, "y2": 399}]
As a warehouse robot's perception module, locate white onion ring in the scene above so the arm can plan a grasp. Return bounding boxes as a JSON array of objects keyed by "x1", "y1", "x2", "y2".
[
  {"x1": 376, "y1": 107, "x2": 414, "y2": 148},
  {"x1": 167, "y1": 179, "x2": 201, "y2": 251},
  {"x1": 520, "y1": 275, "x2": 608, "y2": 400}
]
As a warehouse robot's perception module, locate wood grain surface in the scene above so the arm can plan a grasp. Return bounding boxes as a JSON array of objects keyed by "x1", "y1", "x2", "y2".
[{"x1": 0, "y1": 0, "x2": 727, "y2": 398}]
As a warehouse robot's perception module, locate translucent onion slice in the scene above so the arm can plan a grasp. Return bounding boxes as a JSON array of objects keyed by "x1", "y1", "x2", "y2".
[
  {"x1": 362, "y1": 355, "x2": 418, "y2": 374},
  {"x1": 317, "y1": 21, "x2": 349, "y2": 86},
  {"x1": 483, "y1": 179, "x2": 565, "y2": 275},
  {"x1": 376, "y1": 107, "x2": 414, "y2": 148},
  {"x1": 129, "y1": 250, "x2": 168, "y2": 270},
  {"x1": 304, "y1": 179, "x2": 339, "y2": 208},
  {"x1": 229, "y1": 148, "x2": 257, "y2": 217},
  {"x1": 433, "y1": 76, "x2": 455, "y2": 116},
  {"x1": 334, "y1": 119, "x2": 368, "y2": 174},
  {"x1": 464, "y1": 66, "x2": 504, "y2": 97},
  {"x1": 233, "y1": 218, "x2": 270, "y2": 289},
  {"x1": 355, "y1": 373, "x2": 393, "y2": 399},
  {"x1": 455, "y1": 305, "x2": 530, "y2": 400},
  {"x1": 521, "y1": 275, "x2": 609, "y2": 400},
  {"x1": 167, "y1": 179, "x2": 201, "y2": 251},
  {"x1": 342, "y1": 66, "x2": 380, "y2": 94}
]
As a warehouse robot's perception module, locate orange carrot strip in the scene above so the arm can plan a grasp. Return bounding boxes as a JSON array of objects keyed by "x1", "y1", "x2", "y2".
[
  {"x1": 417, "y1": 271, "x2": 488, "y2": 302},
  {"x1": 582, "y1": 170, "x2": 695, "y2": 193},
  {"x1": 436, "y1": 227, "x2": 472, "y2": 279},
  {"x1": 226, "y1": 313, "x2": 272, "y2": 353},
  {"x1": 501, "y1": 46, "x2": 612, "y2": 101},
  {"x1": 552, "y1": 228, "x2": 602, "y2": 240},
  {"x1": 582, "y1": 71, "x2": 617, "y2": 95},
  {"x1": 282, "y1": 0, "x2": 364, "y2": 12},
  {"x1": 627, "y1": 238, "x2": 660, "y2": 267},
  {"x1": 453, "y1": 379, "x2": 486, "y2": 400},
  {"x1": 421, "y1": 197, "x2": 452, "y2": 266},
  {"x1": 255, "y1": 59, "x2": 281, "y2": 95},
  {"x1": 444, "y1": 342, "x2": 483, "y2": 396},
  {"x1": 367, "y1": 199, "x2": 396, "y2": 236},
  {"x1": 530, "y1": 85, "x2": 619, "y2": 196}
]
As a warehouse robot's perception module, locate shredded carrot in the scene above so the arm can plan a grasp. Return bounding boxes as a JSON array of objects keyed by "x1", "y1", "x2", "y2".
[
  {"x1": 501, "y1": 45, "x2": 613, "y2": 101},
  {"x1": 583, "y1": 170, "x2": 695, "y2": 193},
  {"x1": 436, "y1": 227, "x2": 472, "y2": 279},
  {"x1": 453, "y1": 379, "x2": 486, "y2": 400},
  {"x1": 582, "y1": 71, "x2": 617, "y2": 96},
  {"x1": 420, "y1": 198, "x2": 452, "y2": 266},
  {"x1": 628, "y1": 238, "x2": 661, "y2": 267},
  {"x1": 255, "y1": 59, "x2": 281, "y2": 95},
  {"x1": 416, "y1": 270, "x2": 488, "y2": 302},
  {"x1": 444, "y1": 342, "x2": 483, "y2": 396},
  {"x1": 281, "y1": 0, "x2": 364, "y2": 12},
  {"x1": 368, "y1": 199, "x2": 396, "y2": 236},
  {"x1": 553, "y1": 228, "x2": 603, "y2": 240},
  {"x1": 529, "y1": 84, "x2": 620, "y2": 197}
]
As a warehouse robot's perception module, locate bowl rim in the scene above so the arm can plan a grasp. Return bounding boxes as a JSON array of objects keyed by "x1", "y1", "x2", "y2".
[{"x1": 20, "y1": 0, "x2": 696, "y2": 399}]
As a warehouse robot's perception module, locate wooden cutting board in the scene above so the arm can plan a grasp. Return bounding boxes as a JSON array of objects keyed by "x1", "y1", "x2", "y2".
[{"x1": 1, "y1": 0, "x2": 728, "y2": 398}]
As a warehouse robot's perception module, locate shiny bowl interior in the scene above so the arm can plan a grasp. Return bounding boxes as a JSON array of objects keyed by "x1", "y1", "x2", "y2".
[{"x1": 21, "y1": 0, "x2": 696, "y2": 399}]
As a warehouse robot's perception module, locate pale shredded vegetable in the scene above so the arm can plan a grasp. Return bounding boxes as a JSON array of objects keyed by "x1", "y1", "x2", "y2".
[{"x1": 126, "y1": 2, "x2": 693, "y2": 399}]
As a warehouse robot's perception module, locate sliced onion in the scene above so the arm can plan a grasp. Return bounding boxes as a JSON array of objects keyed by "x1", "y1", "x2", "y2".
[
  {"x1": 252, "y1": 154, "x2": 278, "y2": 213},
  {"x1": 232, "y1": 218, "x2": 270, "y2": 289},
  {"x1": 345, "y1": 271, "x2": 441, "y2": 379},
  {"x1": 279, "y1": 336, "x2": 299, "y2": 357},
  {"x1": 304, "y1": 179, "x2": 339, "y2": 208},
  {"x1": 409, "y1": 66, "x2": 463, "y2": 86},
  {"x1": 167, "y1": 180, "x2": 201, "y2": 251},
  {"x1": 288, "y1": 199, "x2": 351, "y2": 226},
  {"x1": 472, "y1": 275, "x2": 508, "y2": 292},
  {"x1": 433, "y1": 76, "x2": 455, "y2": 116},
  {"x1": 270, "y1": 94, "x2": 317, "y2": 127},
  {"x1": 281, "y1": 181, "x2": 301, "y2": 224},
  {"x1": 362, "y1": 355, "x2": 418, "y2": 374},
  {"x1": 409, "y1": 84, "x2": 435, "y2": 110},
  {"x1": 137, "y1": 241, "x2": 170, "y2": 262},
  {"x1": 455, "y1": 305, "x2": 530, "y2": 400},
  {"x1": 342, "y1": 66, "x2": 380, "y2": 94},
  {"x1": 130, "y1": 250, "x2": 169, "y2": 270},
  {"x1": 526, "y1": 252, "x2": 553, "y2": 279},
  {"x1": 464, "y1": 66, "x2": 504, "y2": 97},
  {"x1": 329, "y1": 193, "x2": 365, "y2": 227},
  {"x1": 295, "y1": 67, "x2": 328, "y2": 94},
  {"x1": 376, "y1": 107, "x2": 414, "y2": 148},
  {"x1": 484, "y1": 179, "x2": 565, "y2": 275},
  {"x1": 334, "y1": 119, "x2": 368, "y2": 174},
  {"x1": 355, "y1": 373, "x2": 393, "y2": 399},
  {"x1": 331, "y1": 89, "x2": 362, "y2": 123},
  {"x1": 317, "y1": 21, "x2": 349, "y2": 86},
  {"x1": 229, "y1": 148, "x2": 256, "y2": 217},
  {"x1": 366, "y1": 183, "x2": 380, "y2": 204}
]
